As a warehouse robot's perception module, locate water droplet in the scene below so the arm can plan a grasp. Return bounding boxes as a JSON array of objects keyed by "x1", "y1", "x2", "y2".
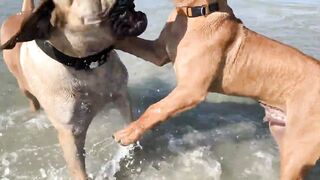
[
  {"x1": 40, "y1": 168, "x2": 47, "y2": 178},
  {"x1": 154, "y1": 108, "x2": 161, "y2": 113},
  {"x1": 4, "y1": 167, "x2": 10, "y2": 176},
  {"x1": 88, "y1": 173, "x2": 94, "y2": 179}
]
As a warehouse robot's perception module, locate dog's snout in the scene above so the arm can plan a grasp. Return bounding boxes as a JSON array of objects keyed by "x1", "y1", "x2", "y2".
[
  {"x1": 110, "y1": 0, "x2": 147, "y2": 37},
  {"x1": 118, "y1": 0, "x2": 135, "y2": 9},
  {"x1": 118, "y1": 0, "x2": 133, "y2": 4}
]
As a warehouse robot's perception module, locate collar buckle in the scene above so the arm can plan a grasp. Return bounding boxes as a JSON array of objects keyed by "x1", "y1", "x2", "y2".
[
  {"x1": 186, "y1": 7, "x2": 192, "y2": 17},
  {"x1": 177, "y1": 2, "x2": 219, "y2": 18},
  {"x1": 200, "y1": 6, "x2": 207, "y2": 16}
]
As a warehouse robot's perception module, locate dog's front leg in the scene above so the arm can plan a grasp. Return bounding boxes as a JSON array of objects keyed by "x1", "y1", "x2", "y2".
[
  {"x1": 116, "y1": 37, "x2": 170, "y2": 66},
  {"x1": 57, "y1": 128, "x2": 88, "y2": 180},
  {"x1": 113, "y1": 88, "x2": 134, "y2": 124},
  {"x1": 48, "y1": 111, "x2": 93, "y2": 180},
  {"x1": 113, "y1": 86, "x2": 207, "y2": 145},
  {"x1": 114, "y1": 47, "x2": 222, "y2": 145}
]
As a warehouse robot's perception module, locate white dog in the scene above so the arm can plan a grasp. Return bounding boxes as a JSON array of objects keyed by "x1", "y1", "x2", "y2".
[{"x1": 0, "y1": 0, "x2": 147, "y2": 179}]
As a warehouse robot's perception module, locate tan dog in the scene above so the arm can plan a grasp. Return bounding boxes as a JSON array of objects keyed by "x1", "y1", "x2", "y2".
[
  {"x1": 113, "y1": 0, "x2": 320, "y2": 179},
  {"x1": 1, "y1": 0, "x2": 147, "y2": 179}
]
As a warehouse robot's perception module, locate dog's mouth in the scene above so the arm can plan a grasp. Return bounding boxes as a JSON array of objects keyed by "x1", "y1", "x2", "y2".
[{"x1": 109, "y1": 0, "x2": 147, "y2": 37}]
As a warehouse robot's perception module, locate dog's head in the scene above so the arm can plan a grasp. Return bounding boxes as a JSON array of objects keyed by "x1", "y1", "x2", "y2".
[{"x1": 0, "y1": 0, "x2": 147, "y2": 51}]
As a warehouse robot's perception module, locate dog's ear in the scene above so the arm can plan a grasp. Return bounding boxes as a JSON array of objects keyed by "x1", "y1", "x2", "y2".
[
  {"x1": 0, "y1": 0, "x2": 55, "y2": 50},
  {"x1": 217, "y1": 0, "x2": 234, "y2": 16}
]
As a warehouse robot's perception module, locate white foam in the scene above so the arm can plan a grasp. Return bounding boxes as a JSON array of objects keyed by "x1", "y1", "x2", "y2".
[
  {"x1": 0, "y1": 108, "x2": 48, "y2": 131},
  {"x1": 242, "y1": 151, "x2": 277, "y2": 180},
  {"x1": 95, "y1": 144, "x2": 136, "y2": 180},
  {"x1": 24, "y1": 114, "x2": 51, "y2": 130},
  {"x1": 177, "y1": 147, "x2": 222, "y2": 180}
]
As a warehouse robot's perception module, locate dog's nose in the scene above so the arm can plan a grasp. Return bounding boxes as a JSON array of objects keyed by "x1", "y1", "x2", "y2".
[
  {"x1": 118, "y1": 0, "x2": 135, "y2": 8},
  {"x1": 118, "y1": 0, "x2": 133, "y2": 5}
]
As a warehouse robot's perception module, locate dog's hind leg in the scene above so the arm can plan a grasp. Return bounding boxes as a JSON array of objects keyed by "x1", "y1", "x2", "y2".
[
  {"x1": 269, "y1": 123, "x2": 285, "y2": 150},
  {"x1": 113, "y1": 89, "x2": 134, "y2": 124},
  {"x1": 1, "y1": 11, "x2": 40, "y2": 112},
  {"x1": 280, "y1": 117, "x2": 320, "y2": 180},
  {"x1": 280, "y1": 92, "x2": 320, "y2": 180},
  {"x1": 2, "y1": 0, "x2": 37, "y2": 112},
  {"x1": 23, "y1": 90, "x2": 40, "y2": 112}
]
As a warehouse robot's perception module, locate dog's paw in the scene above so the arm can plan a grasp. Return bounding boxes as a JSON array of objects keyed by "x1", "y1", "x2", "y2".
[{"x1": 113, "y1": 121, "x2": 145, "y2": 146}]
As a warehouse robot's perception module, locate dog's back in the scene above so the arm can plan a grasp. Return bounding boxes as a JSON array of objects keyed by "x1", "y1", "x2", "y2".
[
  {"x1": 1, "y1": 3, "x2": 41, "y2": 110},
  {"x1": 1, "y1": 15, "x2": 24, "y2": 82}
]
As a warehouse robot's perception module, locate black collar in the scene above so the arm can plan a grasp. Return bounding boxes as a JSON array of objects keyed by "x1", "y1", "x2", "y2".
[
  {"x1": 177, "y1": 2, "x2": 219, "y2": 18},
  {"x1": 35, "y1": 39, "x2": 114, "y2": 71}
]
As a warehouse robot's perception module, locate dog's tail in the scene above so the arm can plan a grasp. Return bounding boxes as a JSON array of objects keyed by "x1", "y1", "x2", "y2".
[{"x1": 22, "y1": 0, "x2": 34, "y2": 12}]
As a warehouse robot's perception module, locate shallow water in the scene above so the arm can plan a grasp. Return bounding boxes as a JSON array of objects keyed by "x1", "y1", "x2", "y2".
[{"x1": 0, "y1": 0, "x2": 320, "y2": 179}]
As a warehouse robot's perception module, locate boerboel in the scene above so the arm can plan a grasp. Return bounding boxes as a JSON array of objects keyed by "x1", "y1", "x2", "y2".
[
  {"x1": 0, "y1": 0, "x2": 147, "y2": 179},
  {"x1": 113, "y1": 0, "x2": 320, "y2": 179}
]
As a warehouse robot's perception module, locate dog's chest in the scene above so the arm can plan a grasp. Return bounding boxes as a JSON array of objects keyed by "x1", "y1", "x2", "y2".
[
  {"x1": 20, "y1": 41, "x2": 127, "y2": 106},
  {"x1": 164, "y1": 20, "x2": 187, "y2": 61}
]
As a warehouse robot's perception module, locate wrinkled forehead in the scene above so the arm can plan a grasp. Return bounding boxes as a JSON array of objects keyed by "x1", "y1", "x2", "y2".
[{"x1": 53, "y1": 0, "x2": 116, "y2": 15}]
